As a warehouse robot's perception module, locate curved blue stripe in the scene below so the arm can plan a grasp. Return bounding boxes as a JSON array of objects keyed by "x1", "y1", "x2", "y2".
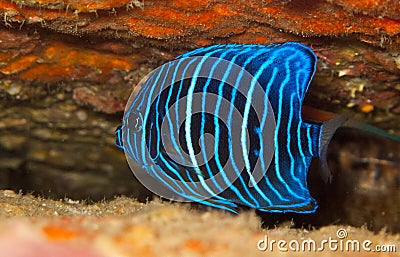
[
  {"x1": 273, "y1": 49, "x2": 304, "y2": 201},
  {"x1": 287, "y1": 93, "x2": 307, "y2": 191},
  {"x1": 141, "y1": 64, "x2": 167, "y2": 166}
]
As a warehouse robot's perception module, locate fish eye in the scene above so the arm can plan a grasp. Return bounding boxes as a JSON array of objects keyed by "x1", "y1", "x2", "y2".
[{"x1": 126, "y1": 110, "x2": 143, "y2": 133}]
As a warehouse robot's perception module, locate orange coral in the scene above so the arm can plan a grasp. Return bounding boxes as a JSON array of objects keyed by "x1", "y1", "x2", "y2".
[
  {"x1": 138, "y1": 4, "x2": 240, "y2": 31},
  {"x1": 0, "y1": 0, "x2": 17, "y2": 11},
  {"x1": 252, "y1": 0, "x2": 400, "y2": 35},
  {"x1": 126, "y1": 18, "x2": 187, "y2": 38},
  {"x1": 328, "y1": 0, "x2": 399, "y2": 19},
  {"x1": 0, "y1": 55, "x2": 38, "y2": 75},
  {"x1": 0, "y1": 52, "x2": 14, "y2": 66},
  {"x1": 13, "y1": 42, "x2": 137, "y2": 82},
  {"x1": 360, "y1": 103, "x2": 374, "y2": 113},
  {"x1": 42, "y1": 225, "x2": 81, "y2": 240},
  {"x1": 184, "y1": 239, "x2": 208, "y2": 252},
  {"x1": 170, "y1": 0, "x2": 211, "y2": 11}
]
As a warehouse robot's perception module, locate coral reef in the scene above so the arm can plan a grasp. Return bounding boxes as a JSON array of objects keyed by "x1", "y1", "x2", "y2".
[
  {"x1": 0, "y1": 0, "x2": 399, "y2": 49},
  {"x1": 327, "y1": 0, "x2": 399, "y2": 19}
]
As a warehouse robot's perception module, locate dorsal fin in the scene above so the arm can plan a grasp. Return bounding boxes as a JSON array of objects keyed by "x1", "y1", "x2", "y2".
[{"x1": 302, "y1": 105, "x2": 337, "y2": 122}]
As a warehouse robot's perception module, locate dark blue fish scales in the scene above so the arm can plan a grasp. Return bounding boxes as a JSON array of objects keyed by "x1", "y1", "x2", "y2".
[{"x1": 115, "y1": 42, "x2": 345, "y2": 213}]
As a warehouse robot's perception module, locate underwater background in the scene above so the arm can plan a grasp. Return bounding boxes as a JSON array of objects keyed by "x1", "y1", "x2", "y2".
[{"x1": 0, "y1": 0, "x2": 399, "y2": 255}]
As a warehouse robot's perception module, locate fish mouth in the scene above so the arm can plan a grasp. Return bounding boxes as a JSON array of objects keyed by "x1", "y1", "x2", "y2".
[{"x1": 114, "y1": 125, "x2": 124, "y2": 150}]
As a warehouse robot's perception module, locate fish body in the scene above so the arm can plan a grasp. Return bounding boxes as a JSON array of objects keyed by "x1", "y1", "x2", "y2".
[{"x1": 116, "y1": 42, "x2": 343, "y2": 213}]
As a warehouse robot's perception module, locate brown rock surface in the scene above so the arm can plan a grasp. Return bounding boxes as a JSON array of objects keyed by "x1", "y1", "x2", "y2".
[
  {"x1": 0, "y1": 190, "x2": 399, "y2": 257},
  {"x1": 1, "y1": 0, "x2": 400, "y2": 48}
]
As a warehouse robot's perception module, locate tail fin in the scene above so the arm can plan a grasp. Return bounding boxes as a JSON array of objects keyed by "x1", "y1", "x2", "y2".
[
  {"x1": 309, "y1": 105, "x2": 400, "y2": 183},
  {"x1": 318, "y1": 115, "x2": 350, "y2": 183},
  {"x1": 342, "y1": 119, "x2": 400, "y2": 142}
]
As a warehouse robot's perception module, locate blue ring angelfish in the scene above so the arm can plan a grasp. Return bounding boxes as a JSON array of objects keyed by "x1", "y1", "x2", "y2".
[{"x1": 114, "y1": 42, "x2": 386, "y2": 213}]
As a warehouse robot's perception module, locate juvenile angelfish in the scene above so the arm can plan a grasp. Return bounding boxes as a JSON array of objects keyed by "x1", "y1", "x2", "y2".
[{"x1": 114, "y1": 43, "x2": 370, "y2": 213}]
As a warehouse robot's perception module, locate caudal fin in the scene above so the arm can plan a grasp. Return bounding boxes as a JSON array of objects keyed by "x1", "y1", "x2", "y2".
[
  {"x1": 342, "y1": 119, "x2": 400, "y2": 142},
  {"x1": 318, "y1": 115, "x2": 350, "y2": 183}
]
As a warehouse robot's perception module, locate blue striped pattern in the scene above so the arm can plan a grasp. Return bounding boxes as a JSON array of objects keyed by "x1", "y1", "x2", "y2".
[{"x1": 116, "y1": 42, "x2": 327, "y2": 213}]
